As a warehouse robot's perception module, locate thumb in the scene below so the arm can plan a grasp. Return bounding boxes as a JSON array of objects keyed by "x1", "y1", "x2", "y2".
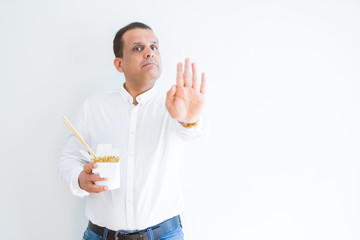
[
  {"x1": 166, "y1": 85, "x2": 176, "y2": 102},
  {"x1": 83, "y1": 162, "x2": 98, "y2": 174}
]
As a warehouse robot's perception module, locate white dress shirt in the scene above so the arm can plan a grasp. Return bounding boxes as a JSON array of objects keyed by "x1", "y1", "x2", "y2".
[{"x1": 59, "y1": 83, "x2": 207, "y2": 231}]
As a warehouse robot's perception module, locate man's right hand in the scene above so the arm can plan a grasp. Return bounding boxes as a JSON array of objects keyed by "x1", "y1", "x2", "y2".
[{"x1": 78, "y1": 162, "x2": 109, "y2": 193}]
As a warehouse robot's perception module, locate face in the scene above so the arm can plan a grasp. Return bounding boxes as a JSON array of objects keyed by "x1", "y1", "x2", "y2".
[{"x1": 114, "y1": 28, "x2": 162, "y2": 86}]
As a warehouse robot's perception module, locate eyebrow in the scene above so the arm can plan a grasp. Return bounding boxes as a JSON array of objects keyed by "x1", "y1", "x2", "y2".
[{"x1": 131, "y1": 41, "x2": 158, "y2": 46}]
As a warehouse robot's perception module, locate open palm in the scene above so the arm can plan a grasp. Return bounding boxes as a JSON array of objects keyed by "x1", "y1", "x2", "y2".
[{"x1": 166, "y1": 58, "x2": 205, "y2": 124}]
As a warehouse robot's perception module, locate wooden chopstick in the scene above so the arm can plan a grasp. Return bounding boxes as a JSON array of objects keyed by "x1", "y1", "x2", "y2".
[{"x1": 63, "y1": 116, "x2": 97, "y2": 160}]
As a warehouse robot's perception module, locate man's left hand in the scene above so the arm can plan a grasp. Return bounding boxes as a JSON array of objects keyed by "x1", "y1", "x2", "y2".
[{"x1": 166, "y1": 58, "x2": 206, "y2": 124}]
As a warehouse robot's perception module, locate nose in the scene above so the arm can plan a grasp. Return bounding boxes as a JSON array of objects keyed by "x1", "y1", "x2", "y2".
[{"x1": 144, "y1": 47, "x2": 155, "y2": 59}]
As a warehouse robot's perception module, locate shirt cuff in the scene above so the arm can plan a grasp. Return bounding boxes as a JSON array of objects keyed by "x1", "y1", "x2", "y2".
[
  {"x1": 171, "y1": 114, "x2": 208, "y2": 141},
  {"x1": 177, "y1": 115, "x2": 204, "y2": 130},
  {"x1": 70, "y1": 166, "x2": 90, "y2": 198}
]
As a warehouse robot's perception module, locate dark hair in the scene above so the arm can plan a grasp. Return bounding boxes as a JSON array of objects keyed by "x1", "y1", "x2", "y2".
[{"x1": 113, "y1": 22, "x2": 153, "y2": 58}]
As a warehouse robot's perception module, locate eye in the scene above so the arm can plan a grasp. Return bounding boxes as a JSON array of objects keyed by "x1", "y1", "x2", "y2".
[
  {"x1": 151, "y1": 45, "x2": 158, "y2": 51},
  {"x1": 133, "y1": 46, "x2": 143, "y2": 52}
]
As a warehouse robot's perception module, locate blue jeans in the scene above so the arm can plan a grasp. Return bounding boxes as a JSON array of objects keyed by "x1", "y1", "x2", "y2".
[{"x1": 82, "y1": 225, "x2": 184, "y2": 240}]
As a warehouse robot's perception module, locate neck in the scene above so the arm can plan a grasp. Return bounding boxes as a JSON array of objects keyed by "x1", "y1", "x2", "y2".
[{"x1": 124, "y1": 81, "x2": 155, "y2": 105}]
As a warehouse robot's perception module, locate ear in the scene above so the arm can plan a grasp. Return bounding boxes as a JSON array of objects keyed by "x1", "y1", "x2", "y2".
[{"x1": 113, "y1": 58, "x2": 124, "y2": 73}]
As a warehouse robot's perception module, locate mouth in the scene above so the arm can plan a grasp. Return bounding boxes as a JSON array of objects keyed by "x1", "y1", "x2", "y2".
[{"x1": 142, "y1": 62, "x2": 158, "y2": 68}]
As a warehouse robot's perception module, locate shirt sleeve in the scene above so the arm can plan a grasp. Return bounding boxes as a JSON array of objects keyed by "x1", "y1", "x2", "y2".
[
  {"x1": 169, "y1": 111, "x2": 209, "y2": 141},
  {"x1": 59, "y1": 101, "x2": 91, "y2": 198}
]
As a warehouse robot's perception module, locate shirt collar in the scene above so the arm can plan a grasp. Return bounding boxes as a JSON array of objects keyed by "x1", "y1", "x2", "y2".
[{"x1": 120, "y1": 82, "x2": 158, "y2": 105}]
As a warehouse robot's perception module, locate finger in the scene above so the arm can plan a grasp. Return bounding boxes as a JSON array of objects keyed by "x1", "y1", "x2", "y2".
[
  {"x1": 183, "y1": 58, "x2": 191, "y2": 87},
  {"x1": 200, "y1": 73, "x2": 206, "y2": 94},
  {"x1": 191, "y1": 63, "x2": 197, "y2": 90},
  {"x1": 89, "y1": 184, "x2": 109, "y2": 193},
  {"x1": 89, "y1": 173, "x2": 107, "y2": 182},
  {"x1": 84, "y1": 162, "x2": 98, "y2": 174},
  {"x1": 176, "y1": 63, "x2": 183, "y2": 87}
]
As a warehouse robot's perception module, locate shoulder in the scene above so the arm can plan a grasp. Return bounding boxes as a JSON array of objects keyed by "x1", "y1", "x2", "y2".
[{"x1": 84, "y1": 89, "x2": 122, "y2": 106}]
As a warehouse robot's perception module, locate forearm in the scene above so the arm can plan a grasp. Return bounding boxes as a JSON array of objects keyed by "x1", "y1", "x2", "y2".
[
  {"x1": 171, "y1": 112, "x2": 209, "y2": 141},
  {"x1": 59, "y1": 136, "x2": 90, "y2": 197},
  {"x1": 59, "y1": 157, "x2": 90, "y2": 197}
]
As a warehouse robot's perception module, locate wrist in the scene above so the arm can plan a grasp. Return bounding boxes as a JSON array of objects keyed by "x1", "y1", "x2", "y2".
[
  {"x1": 179, "y1": 121, "x2": 198, "y2": 128},
  {"x1": 78, "y1": 171, "x2": 85, "y2": 190}
]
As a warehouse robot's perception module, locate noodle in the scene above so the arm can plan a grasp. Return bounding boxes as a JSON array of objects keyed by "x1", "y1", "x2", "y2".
[{"x1": 92, "y1": 156, "x2": 120, "y2": 163}]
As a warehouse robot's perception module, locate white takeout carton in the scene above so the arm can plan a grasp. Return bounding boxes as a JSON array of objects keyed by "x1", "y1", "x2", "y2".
[
  {"x1": 83, "y1": 144, "x2": 120, "y2": 190},
  {"x1": 92, "y1": 161, "x2": 120, "y2": 190}
]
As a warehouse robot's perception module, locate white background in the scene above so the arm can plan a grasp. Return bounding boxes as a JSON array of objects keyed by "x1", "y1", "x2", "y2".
[{"x1": 1, "y1": 0, "x2": 360, "y2": 239}]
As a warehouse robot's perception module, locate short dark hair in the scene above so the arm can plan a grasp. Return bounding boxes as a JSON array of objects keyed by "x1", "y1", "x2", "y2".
[{"x1": 113, "y1": 22, "x2": 153, "y2": 58}]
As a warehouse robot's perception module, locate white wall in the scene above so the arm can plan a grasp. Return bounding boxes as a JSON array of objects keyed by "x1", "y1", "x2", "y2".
[{"x1": 1, "y1": 0, "x2": 360, "y2": 239}]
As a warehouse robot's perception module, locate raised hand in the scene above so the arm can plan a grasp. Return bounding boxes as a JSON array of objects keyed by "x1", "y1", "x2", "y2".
[{"x1": 166, "y1": 58, "x2": 205, "y2": 124}]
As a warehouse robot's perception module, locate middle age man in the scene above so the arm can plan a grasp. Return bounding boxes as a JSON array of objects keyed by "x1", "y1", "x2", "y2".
[{"x1": 60, "y1": 22, "x2": 207, "y2": 240}]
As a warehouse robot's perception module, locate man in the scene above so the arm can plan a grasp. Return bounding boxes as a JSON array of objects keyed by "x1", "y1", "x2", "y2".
[{"x1": 59, "y1": 22, "x2": 206, "y2": 240}]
